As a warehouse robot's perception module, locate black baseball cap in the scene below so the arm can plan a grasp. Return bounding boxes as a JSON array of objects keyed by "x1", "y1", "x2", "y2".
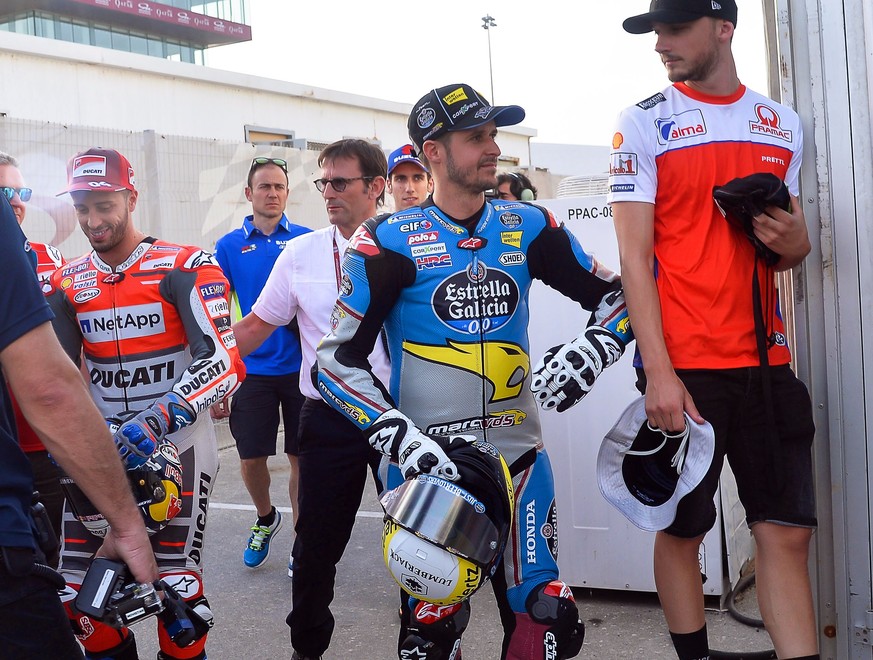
[
  {"x1": 407, "y1": 83, "x2": 525, "y2": 150},
  {"x1": 623, "y1": 0, "x2": 738, "y2": 34}
]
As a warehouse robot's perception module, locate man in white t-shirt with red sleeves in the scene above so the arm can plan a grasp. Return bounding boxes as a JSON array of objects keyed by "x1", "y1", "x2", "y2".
[{"x1": 610, "y1": 2, "x2": 818, "y2": 659}]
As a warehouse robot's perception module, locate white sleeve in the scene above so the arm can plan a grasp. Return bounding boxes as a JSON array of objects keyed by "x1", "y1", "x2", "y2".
[
  {"x1": 607, "y1": 106, "x2": 658, "y2": 205},
  {"x1": 252, "y1": 240, "x2": 299, "y2": 326},
  {"x1": 785, "y1": 114, "x2": 803, "y2": 196}
]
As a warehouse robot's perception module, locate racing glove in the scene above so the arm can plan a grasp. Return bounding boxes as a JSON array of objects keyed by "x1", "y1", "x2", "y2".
[
  {"x1": 366, "y1": 409, "x2": 472, "y2": 482},
  {"x1": 112, "y1": 393, "x2": 196, "y2": 469},
  {"x1": 531, "y1": 326, "x2": 625, "y2": 413}
]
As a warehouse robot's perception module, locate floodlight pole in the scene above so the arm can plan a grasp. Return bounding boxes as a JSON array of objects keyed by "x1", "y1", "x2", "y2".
[{"x1": 481, "y1": 14, "x2": 497, "y2": 102}]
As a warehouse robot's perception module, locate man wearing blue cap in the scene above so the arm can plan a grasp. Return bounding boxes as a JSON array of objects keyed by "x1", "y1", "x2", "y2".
[
  {"x1": 317, "y1": 83, "x2": 634, "y2": 659},
  {"x1": 386, "y1": 144, "x2": 432, "y2": 212}
]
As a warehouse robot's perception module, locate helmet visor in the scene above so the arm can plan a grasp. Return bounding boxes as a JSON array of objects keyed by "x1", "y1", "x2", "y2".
[{"x1": 381, "y1": 474, "x2": 502, "y2": 567}]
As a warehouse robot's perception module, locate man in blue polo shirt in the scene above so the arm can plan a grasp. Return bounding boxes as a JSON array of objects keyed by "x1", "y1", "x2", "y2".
[{"x1": 213, "y1": 156, "x2": 310, "y2": 572}]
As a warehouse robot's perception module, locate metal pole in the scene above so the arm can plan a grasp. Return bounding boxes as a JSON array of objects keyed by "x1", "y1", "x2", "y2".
[{"x1": 481, "y1": 15, "x2": 497, "y2": 102}]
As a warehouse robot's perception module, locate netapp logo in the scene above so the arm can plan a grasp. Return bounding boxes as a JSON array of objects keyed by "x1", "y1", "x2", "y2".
[{"x1": 77, "y1": 303, "x2": 165, "y2": 343}]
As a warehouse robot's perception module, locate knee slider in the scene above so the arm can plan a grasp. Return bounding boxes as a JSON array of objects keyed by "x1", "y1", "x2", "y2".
[
  {"x1": 526, "y1": 580, "x2": 585, "y2": 659},
  {"x1": 401, "y1": 599, "x2": 471, "y2": 659},
  {"x1": 157, "y1": 571, "x2": 212, "y2": 656}
]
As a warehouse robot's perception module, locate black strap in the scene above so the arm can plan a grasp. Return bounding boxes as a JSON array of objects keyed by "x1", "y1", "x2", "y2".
[{"x1": 751, "y1": 258, "x2": 784, "y2": 494}]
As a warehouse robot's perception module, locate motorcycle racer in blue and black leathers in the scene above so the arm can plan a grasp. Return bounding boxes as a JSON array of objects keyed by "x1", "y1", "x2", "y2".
[{"x1": 316, "y1": 83, "x2": 632, "y2": 660}]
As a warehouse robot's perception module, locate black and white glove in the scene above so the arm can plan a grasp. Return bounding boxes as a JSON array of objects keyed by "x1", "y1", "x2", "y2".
[
  {"x1": 366, "y1": 409, "x2": 472, "y2": 481},
  {"x1": 531, "y1": 326, "x2": 624, "y2": 413},
  {"x1": 112, "y1": 393, "x2": 196, "y2": 469}
]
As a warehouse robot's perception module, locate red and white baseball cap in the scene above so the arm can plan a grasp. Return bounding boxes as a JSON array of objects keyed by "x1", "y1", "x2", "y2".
[{"x1": 57, "y1": 148, "x2": 137, "y2": 196}]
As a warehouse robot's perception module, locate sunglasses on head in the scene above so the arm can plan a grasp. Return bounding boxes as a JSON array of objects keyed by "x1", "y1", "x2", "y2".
[
  {"x1": 250, "y1": 157, "x2": 288, "y2": 172},
  {"x1": 1, "y1": 187, "x2": 33, "y2": 202},
  {"x1": 312, "y1": 176, "x2": 373, "y2": 193}
]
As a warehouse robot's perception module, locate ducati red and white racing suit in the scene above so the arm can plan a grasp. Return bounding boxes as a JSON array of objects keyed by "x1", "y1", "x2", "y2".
[{"x1": 45, "y1": 237, "x2": 245, "y2": 659}]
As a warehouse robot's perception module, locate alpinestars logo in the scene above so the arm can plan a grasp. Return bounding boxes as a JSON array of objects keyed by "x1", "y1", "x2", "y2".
[
  {"x1": 545, "y1": 632, "x2": 558, "y2": 659},
  {"x1": 369, "y1": 423, "x2": 401, "y2": 454}
]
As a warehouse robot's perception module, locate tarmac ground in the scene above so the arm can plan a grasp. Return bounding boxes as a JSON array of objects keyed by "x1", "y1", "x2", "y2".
[{"x1": 126, "y1": 421, "x2": 775, "y2": 659}]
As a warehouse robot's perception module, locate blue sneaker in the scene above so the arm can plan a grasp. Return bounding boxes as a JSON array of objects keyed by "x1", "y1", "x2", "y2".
[{"x1": 243, "y1": 510, "x2": 282, "y2": 568}]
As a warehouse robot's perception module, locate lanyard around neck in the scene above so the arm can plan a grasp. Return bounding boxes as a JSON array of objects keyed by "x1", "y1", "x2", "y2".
[{"x1": 332, "y1": 228, "x2": 342, "y2": 291}]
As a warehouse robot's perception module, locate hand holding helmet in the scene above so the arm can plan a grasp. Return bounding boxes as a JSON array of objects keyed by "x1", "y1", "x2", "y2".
[
  {"x1": 531, "y1": 326, "x2": 624, "y2": 412},
  {"x1": 61, "y1": 437, "x2": 184, "y2": 538},
  {"x1": 381, "y1": 439, "x2": 514, "y2": 606},
  {"x1": 366, "y1": 409, "x2": 472, "y2": 481},
  {"x1": 112, "y1": 392, "x2": 196, "y2": 469}
]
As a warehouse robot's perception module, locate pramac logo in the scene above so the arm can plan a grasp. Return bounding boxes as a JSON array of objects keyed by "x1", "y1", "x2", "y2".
[{"x1": 749, "y1": 104, "x2": 793, "y2": 143}]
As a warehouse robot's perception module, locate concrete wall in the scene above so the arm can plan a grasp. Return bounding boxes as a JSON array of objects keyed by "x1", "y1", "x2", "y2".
[{"x1": 2, "y1": 116, "x2": 325, "y2": 258}]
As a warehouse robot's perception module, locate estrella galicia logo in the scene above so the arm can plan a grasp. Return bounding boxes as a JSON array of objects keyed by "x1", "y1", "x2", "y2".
[
  {"x1": 499, "y1": 212, "x2": 522, "y2": 228},
  {"x1": 340, "y1": 274, "x2": 353, "y2": 296},
  {"x1": 432, "y1": 266, "x2": 519, "y2": 334},
  {"x1": 417, "y1": 107, "x2": 435, "y2": 129}
]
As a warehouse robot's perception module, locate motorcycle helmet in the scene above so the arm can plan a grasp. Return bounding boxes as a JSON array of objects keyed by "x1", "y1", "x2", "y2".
[
  {"x1": 381, "y1": 440, "x2": 514, "y2": 605},
  {"x1": 61, "y1": 412, "x2": 185, "y2": 537},
  {"x1": 131, "y1": 440, "x2": 184, "y2": 535}
]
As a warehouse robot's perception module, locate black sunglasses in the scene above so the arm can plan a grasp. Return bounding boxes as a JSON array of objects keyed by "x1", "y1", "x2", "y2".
[
  {"x1": 250, "y1": 157, "x2": 288, "y2": 172},
  {"x1": 313, "y1": 176, "x2": 373, "y2": 193},
  {"x1": 1, "y1": 187, "x2": 33, "y2": 202}
]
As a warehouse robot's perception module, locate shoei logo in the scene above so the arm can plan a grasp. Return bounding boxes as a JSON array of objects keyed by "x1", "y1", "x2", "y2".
[
  {"x1": 72, "y1": 155, "x2": 107, "y2": 178},
  {"x1": 443, "y1": 87, "x2": 468, "y2": 105},
  {"x1": 655, "y1": 109, "x2": 707, "y2": 145},
  {"x1": 498, "y1": 252, "x2": 526, "y2": 266}
]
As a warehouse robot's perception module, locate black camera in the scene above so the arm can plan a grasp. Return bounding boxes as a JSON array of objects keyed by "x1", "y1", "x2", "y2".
[{"x1": 76, "y1": 558, "x2": 212, "y2": 647}]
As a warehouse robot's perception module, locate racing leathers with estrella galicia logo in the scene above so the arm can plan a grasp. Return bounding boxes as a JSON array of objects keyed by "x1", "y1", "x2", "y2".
[
  {"x1": 45, "y1": 237, "x2": 245, "y2": 660},
  {"x1": 316, "y1": 197, "x2": 632, "y2": 659}
]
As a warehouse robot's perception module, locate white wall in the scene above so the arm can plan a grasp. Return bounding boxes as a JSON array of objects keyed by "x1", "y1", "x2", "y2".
[{"x1": 530, "y1": 142, "x2": 610, "y2": 178}]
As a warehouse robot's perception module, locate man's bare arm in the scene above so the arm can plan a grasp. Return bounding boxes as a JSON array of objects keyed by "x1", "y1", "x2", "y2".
[
  {"x1": 1, "y1": 322, "x2": 158, "y2": 583},
  {"x1": 232, "y1": 312, "x2": 279, "y2": 359},
  {"x1": 209, "y1": 312, "x2": 280, "y2": 419},
  {"x1": 612, "y1": 201, "x2": 702, "y2": 431}
]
